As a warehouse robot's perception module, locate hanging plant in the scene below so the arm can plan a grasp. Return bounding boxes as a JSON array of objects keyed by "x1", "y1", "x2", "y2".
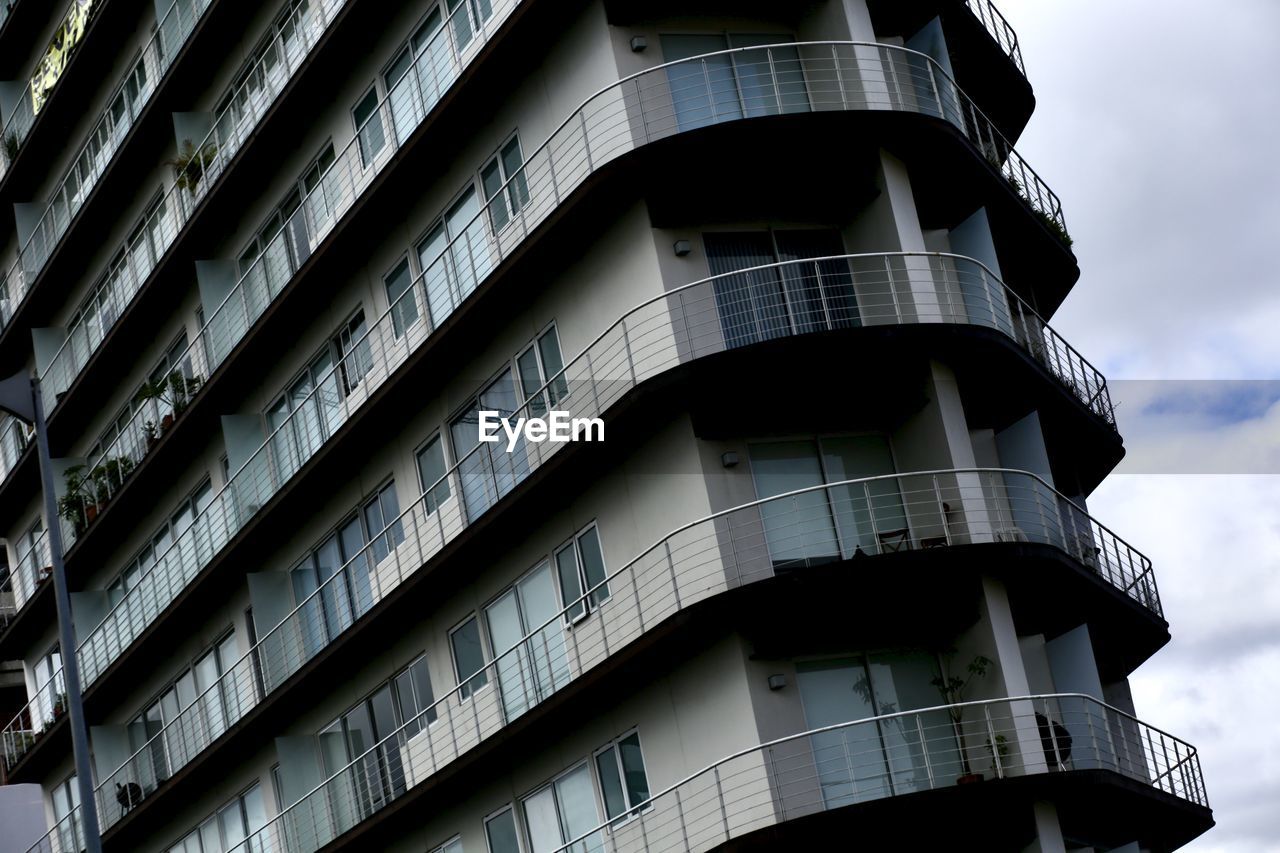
[{"x1": 169, "y1": 139, "x2": 218, "y2": 194}]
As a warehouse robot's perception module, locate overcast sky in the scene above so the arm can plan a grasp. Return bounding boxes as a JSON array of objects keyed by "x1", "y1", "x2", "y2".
[{"x1": 991, "y1": 1, "x2": 1280, "y2": 849}]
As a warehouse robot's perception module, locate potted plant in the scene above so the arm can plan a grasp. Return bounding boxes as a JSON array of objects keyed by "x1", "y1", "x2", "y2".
[
  {"x1": 38, "y1": 566, "x2": 53, "y2": 584},
  {"x1": 51, "y1": 692, "x2": 67, "y2": 721},
  {"x1": 931, "y1": 652, "x2": 994, "y2": 784},
  {"x1": 88, "y1": 456, "x2": 136, "y2": 512},
  {"x1": 985, "y1": 733, "x2": 1010, "y2": 777},
  {"x1": 169, "y1": 139, "x2": 218, "y2": 194},
  {"x1": 144, "y1": 420, "x2": 159, "y2": 451},
  {"x1": 57, "y1": 464, "x2": 91, "y2": 535}
]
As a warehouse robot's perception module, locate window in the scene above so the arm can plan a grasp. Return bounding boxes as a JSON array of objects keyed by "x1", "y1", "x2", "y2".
[
  {"x1": 485, "y1": 560, "x2": 571, "y2": 721},
  {"x1": 291, "y1": 514, "x2": 369, "y2": 659},
  {"x1": 106, "y1": 481, "x2": 213, "y2": 609},
  {"x1": 554, "y1": 524, "x2": 609, "y2": 622},
  {"x1": 594, "y1": 731, "x2": 651, "y2": 822},
  {"x1": 265, "y1": 309, "x2": 369, "y2": 481},
  {"x1": 430, "y1": 838, "x2": 463, "y2": 853},
  {"x1": 334, "y1": 311, "x2": 374, "y2": 394},
  {"x1": 450, "y1": 368, "x2": 529, "y2": 521},
  {"x1": 748, "y1": 436, "x2": 905, "y2": 567},
  {"x1": 315, "y1": 654, "x2": 436, "y2": 817},
  {"x1": 384, "y1": 257, "x2": 418, "y2": 337},
  {"x1": 126, "y1": 629, "x2": 240, "y2": 799},
  {"x1": 51, "y1": 774, "x2": 83, "y2": 851},
  {"x1": 485, "y1": 806, "x2": 520, "y2": 853},
  {"x1": 353, "y1": 87, "x2": 386, "y2": 166},
  {"x1": 16, "y1": 519, "x2": 45, "y2": 590},
  {"x1": 450, "y1": 615, "x2": 488, "y2": 699},
  {"x1": 702, "y1": 229, "x2": 857, "y2": 349},
  {"x1": 33, "y1": 644, "x2": 65, "y2": 726},
  {"x1": 522, "y1": 762, "x2": 604, "y2": 853},
  {"x1": 382, "y1": 8, "x2": 447, "y2": 137},
  {"x1": 415, "y1": 433, "x2": 452, "y2": 515},
  {"x1": 515, "y1": 325, "x2": 568, "y2": 418},
  {"x1": 363, "y1": 481, "x2": 405, "y2": 563},
  {"x1": 795, "y1": 652, "x2": 958, "y2": 805},
  {"x1": 417, "y1": 185, "x2": 490, "y2": 325},
  {"x1": 167, "y1": 782, "x2": 268, "y2": 853},
  {"x1": 239, "y1": 142, "x2": 336, "y2": 290},
  {"x1": 660, "y1": 34, "x2": 807, "y2": 132},
  {"x1": 213, "y1": 0, "x2": 312, "y2": 141},
  {"x1": 480, "y1": 136, "x2": 529, "y2": 231}
]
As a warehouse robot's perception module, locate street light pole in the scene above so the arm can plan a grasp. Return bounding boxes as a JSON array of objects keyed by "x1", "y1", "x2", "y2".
[{"x1": 0, "y1": 372, "x2": 102, "y2": 853}]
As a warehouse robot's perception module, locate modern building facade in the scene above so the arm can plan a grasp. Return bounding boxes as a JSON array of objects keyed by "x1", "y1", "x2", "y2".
[{"x1": 0, "y1": 0, "x2": 1214, "y2": 851}]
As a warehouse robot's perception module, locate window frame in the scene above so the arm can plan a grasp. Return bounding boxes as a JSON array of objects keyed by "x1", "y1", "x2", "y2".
[
  {"x1": 351, "y1": 84, "x2": 386, "y2": 168},
  {"x1": 592, "y1": 728, "x2": 653, "y2": 825},
  {"x1": 414, "y1": 430, "x2": 453, "y2": 516},
  {"x1": 554, "y1": 521, "x2": 610, "y2": 626},
  {"x1": 448, "y1": 613, "x2": 491, "y2": 701},
  {"x1": 479, "y1": 132, "x2": 529, "y2": 233}
]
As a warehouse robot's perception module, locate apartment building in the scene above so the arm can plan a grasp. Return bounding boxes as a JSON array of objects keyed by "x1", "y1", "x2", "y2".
[{"x1": 0, "y1": 0, "x2": 1213, "y2": 851}]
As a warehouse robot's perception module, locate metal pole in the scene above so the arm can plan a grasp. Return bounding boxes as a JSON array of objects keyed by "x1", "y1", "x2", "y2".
[{"x1": 30, "y1": 377, "x2": 104, "y2": 852}]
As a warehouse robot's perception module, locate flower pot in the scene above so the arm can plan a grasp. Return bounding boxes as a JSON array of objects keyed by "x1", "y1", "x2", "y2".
[
  {"x1": 85, "y1": 503, "x2": 98, "y2": 524},
  {"x1": 956, "y1": 773, "x2": 985, "y2": 785},
  {"x1": 161, "y1": 414, "x2": 175, "y2": 430}
]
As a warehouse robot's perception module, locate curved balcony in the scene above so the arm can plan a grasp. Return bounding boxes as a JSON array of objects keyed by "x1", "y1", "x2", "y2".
[
  {"x1": 62, "y1": 244, "x2": 1119, "y2": 698},
  {"x1": 964, "y1": 0, "x2": 1025, "y2": 76},
  {"x1": 49, "y1": 465, "x2": 1160, "y2": 846},
  {"x1": 0, "y1": 0, "x2": 215, "y2": 330},
  {"x1": 23, "y1": 0, "x2": 346, "y2": 400},
  {"x1": 552, "y1": 694, "x2": 1206, "y2": 853},
  {"x1": 38, "y1": 33, "x2": 1069, "y2": 533},
  {"x1": 42, "y1": 34, "x2": 1073, "y2": 578},
  {"x1": 0, "y1": 246, "x2": 1125, "y2": 792}
]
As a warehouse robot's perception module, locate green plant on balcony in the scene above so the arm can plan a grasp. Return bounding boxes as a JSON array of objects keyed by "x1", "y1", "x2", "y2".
[
  {"x1": 136, "y1": 370, "x2": 201, "y2": 432},
  {"x1": 169, "y1": 139, "x2": 218, "y2": 194},
  {"x1": 88, "y1": 455, "x2": 136, "y2": 510},
  {"x1": 985, "y1": 733, "x2": 1010, "y2": 773},
  {"x1": 56, "y1": 463, "x2": 91, "y2": 534},
  {"x1": 931, "y1": 652, "x2": 994, "y2": 783},
  {"x1": 51, "y1": 692, "x2": 68, "y2": 721},
  {"x1": 1, "y1": 131, "x2": 19, "y2": 166}
]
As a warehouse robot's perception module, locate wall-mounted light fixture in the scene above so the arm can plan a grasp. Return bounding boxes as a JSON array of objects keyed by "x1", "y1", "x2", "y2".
[
  {"x1": 630, "y1": 36, "x2": 647, "y2": 52},
  {"x1": 721, "y1": 451, "x2": 739, "y2": 468},
  {"x1": 673, "y1": 239, "x2": 692, "y2": 257},
  {"x1": 767, "y1": 674, "x2": 787, "y2": 691}
]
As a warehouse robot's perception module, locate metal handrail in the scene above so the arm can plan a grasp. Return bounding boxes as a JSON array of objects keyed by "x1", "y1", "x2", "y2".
[
  {"x1": 7, "y1": 255, "x2": 1125, "y2": 784},
  {"x1": 964, "y1": 0, "x2": 1025, "y2": 76},
  {"x1": 0, "y1": 0, "x2": 97, "y2": 181},
  {"x1": 0, "y1": 0, "x2": 215, "y2": 334},
  {"x1": 43, "y1": 33, "x2": 1069, "y2": 533},
  {"x1": 33, "y1": 0, "x2": 342, "y2": 404},
  {"x1": 550, "y1": 693, "x2": 1205, "y2": 853},
  {"x1": 77, "y1": 466, "x2": 1159, "y2": 847},
  {"x1": 49, "y1": 35, "x2": 1075, "y2": 636}
]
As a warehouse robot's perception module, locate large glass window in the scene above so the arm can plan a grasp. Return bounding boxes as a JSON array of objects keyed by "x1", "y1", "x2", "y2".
[
  {"x1": 703, "y1": 229, "x2": 857, "y2": 349},
  {"x1": 748, "y1": 435, "x2": 905, "y2": 567},
  {"x1": 363, "y1": 481, "x2": 405, "y2": 564},
  {"x1": 480, "y1": 136, "x2": 529, "y2": 232},
  {"x1": 795, "y1": 652, "x2": 960, "y2": 807},
  {"x1": 660, "y1": 34, "x2": 807, "y2": 132},
  {"x1": 594, "y1": 731, "x2": 651, "y2": 823},
  {"x1": 449, "y1": 369, "x2": 529, "y2": 521},
  {"x1": 417, "y1": 186, "x2": 491, "y2": 326},
  {"x1": 448, "y1": 0, "x2": 494, "y2": 50},
  {"x1": 167, "y1": 782, "x2": 269, "y2": 853},
  {"x1": 485, "y1": 561, "x2": 571, "y2": 722},
  {"x1": 515, "y1": 326, "x2": 568, "y2": 418},
  {"x1": 51, "y1": 775, "x2": 83, "y2": 852},
  {"x1": 415, "y1": 434, "x2": 452, "y2": 515},
  {"x1": 353, "y1": 87, "x2": 386, "y2": 166},
  {"x1": 450, "y1": 615, "x2": 488, "y2": 699},
  {"x1": 485, "y1": 806, "x2": 520, "y2": 853},
  {"x1": 384, "y1": 257, "x2": 418, "y2": 337},
  {"x1": 383, "y1": 8, "x2": 447, "y2": 138},
  {"x1": 521, "y1": 763, "x2": 603, "y2": 853},
  {"x1": 290, "y1": 513, "x2": 369, "y2": 659},
  {"x1": 554, "y1": 525, "x2": 608, "y2": 623},
  {"x1": 316, "y1": 655, "x2": 436, "y2": 819}
]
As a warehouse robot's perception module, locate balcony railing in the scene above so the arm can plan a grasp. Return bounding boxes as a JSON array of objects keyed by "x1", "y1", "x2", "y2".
[
  {"x1": 0, "y1": 0, "x2": 215, "y2": 336},
  {"x1": 0, "y1": 0, "x2": 97, "y2": 184},
  {"x1": 32, "y1": 0, "x2": 347, "y2": 408},
  {"x1": 0, "y1": 411, "x2": 32, "y2": 484},
  {"x1": 0, "y1": 527, "x2": 50, "y2": 631},
  {"x1": 2, "y1": 641, "x2": 63, "y2": 772},
  {"x1": 552, "y1": 694, "x2": 1205, "y2": 853},
  {"x1": 54, "y1": 36, "x2": 1075, "y2": 668},
  {"x1": 44, "y1": 34, "x2": 1069, "y2": 529},
  {"x1": 963, "y1": 0, "x2": 1025, "y2": 76},
  {"x1": 66, "y1": 466, "x2": 1158, "y2": 846}
]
